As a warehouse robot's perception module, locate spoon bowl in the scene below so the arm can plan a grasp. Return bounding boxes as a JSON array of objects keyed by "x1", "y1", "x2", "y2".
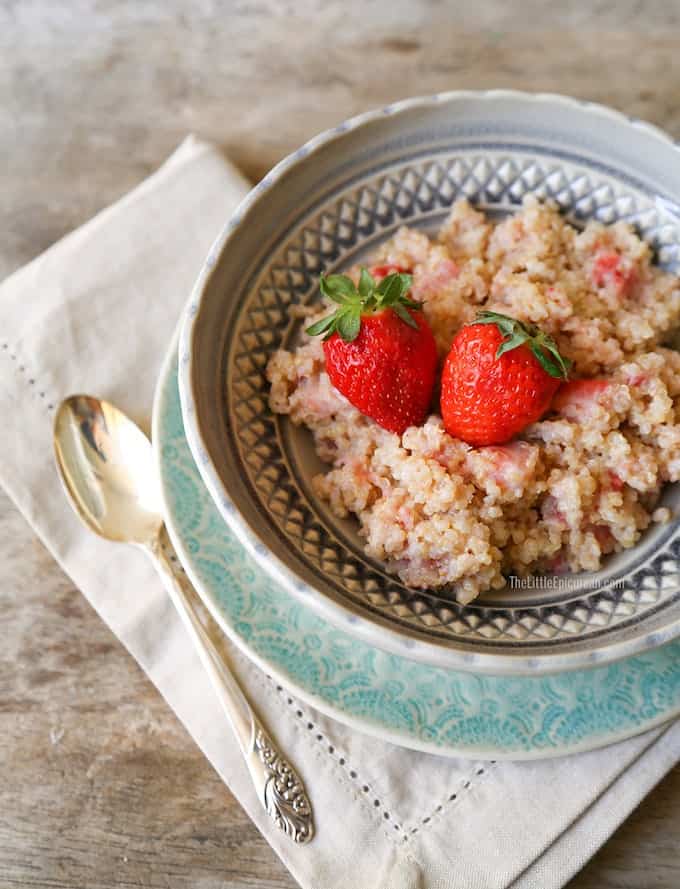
[{"x1": 54, "y1": 395, "x2": 163, "y2": 546}]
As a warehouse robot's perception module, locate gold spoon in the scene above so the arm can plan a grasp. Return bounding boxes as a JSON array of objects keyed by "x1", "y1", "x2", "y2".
[{"x1": 53, "y1": 395, "x2": 314, "y2": 844}]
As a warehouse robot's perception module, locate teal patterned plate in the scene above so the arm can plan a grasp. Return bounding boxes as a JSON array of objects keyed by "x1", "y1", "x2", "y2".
[{"x1": 154, "y1": 341, "x2": 680, "y2": 759}]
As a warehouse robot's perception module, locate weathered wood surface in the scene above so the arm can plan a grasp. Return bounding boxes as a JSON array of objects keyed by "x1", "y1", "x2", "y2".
[{"x1": 0, "y1": 2, "x2": 678, "y2": 886}]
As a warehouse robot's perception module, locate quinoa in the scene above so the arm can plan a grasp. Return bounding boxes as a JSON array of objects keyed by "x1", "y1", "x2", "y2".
[{"x1": 266, "y1": 197, "x2": 680, "y2": 603}]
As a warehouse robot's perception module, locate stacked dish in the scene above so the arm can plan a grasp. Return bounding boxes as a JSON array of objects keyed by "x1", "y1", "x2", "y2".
[{"x1": 154, "y1": 91, "x2": 680, "y2": 758}]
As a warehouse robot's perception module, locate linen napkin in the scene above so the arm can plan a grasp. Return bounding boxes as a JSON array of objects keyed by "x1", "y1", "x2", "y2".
[{"x1": 1, "y1": 136, "x2": 678, "y2": 889}]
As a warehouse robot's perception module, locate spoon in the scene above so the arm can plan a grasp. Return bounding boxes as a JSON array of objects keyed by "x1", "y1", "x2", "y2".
[{"x1": 53, "y1": 395, "x2": 314, "y2": 844}]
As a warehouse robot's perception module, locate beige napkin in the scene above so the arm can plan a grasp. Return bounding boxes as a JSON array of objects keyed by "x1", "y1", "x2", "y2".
[{"x1": 1, "y1": 136, "x2": 678, "y2": 889}]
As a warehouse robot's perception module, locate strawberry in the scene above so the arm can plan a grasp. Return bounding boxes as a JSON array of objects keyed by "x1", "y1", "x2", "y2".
[
  {"x1": 440, "y1": 311, "x2": 570, "y2": 446},
  {"x1": 552, "y1": 378, "x2": 611, "y2": 420},
  {"x1": 607, "y1": 470, "x2": 625, "y2": 492},
  {"x1": 369, "y1": 263, "x2": 410, "y2": 281},
  {"x1": 591, "y1": 251, "x2": 637, "y2": 296},
  {"x1": 306, "y1": 268, "x2": 437, "y2": 434}
]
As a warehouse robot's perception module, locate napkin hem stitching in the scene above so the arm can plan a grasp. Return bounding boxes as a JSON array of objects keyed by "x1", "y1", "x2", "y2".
[
  {"x1": 272, "y1": 680, "x2": 499, "y2": 841},
  {"x1": 401, "y1": 761, "x2": 498, "y2": 843},
  {"x1": 0, "y1": 341, "x2": 57, "y2": 412}
]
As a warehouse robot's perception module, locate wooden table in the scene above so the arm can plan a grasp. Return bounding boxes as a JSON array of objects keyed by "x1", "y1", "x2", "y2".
[{"x1": 1, "y1": 3, "x2": 678, "y2": 886}]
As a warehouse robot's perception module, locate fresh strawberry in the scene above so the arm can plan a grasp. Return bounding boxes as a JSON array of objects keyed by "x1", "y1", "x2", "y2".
[
  {"x1": 306, "y1": 268, "x2": 437, "y2": 434},
  {"x1": 440, "y1": 311, "x2": 570, "y2": 446}
]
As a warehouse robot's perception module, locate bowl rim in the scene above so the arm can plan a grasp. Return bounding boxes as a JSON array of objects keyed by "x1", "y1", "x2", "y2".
[{"x1": 178, "y1": 88, "x2": 680, "y2": 675}]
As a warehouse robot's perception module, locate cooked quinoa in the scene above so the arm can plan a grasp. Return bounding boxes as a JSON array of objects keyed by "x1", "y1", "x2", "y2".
[{"x1": 267, "y1": 197, "x2": 680, "y2": 603}]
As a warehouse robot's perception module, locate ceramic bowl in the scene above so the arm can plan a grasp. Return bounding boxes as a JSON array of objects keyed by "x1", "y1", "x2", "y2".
[{"x1": 179, "y1": 90, "x2": 680, "y2": 674}]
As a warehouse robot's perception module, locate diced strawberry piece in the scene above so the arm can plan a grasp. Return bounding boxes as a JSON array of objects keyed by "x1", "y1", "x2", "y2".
[
  {"x1": 591, "y1": 251, "x2": 637, "y2": 296},
  {"x1": 590, "y1": 524, "x2": 615, "y2": 551},
  {"x1": 292, "y1": 375, "x2": 346, "y2": 420},
  {"x1": 592, "y1": 252, "x2": 619, "y2": 286},
  {"x1": 369, "y1": 263, "x2": 411, "y2": 281},
  {"x1": 427, "y1": 439, "x2": 466, "y2": 472},
  {"x1": 542, "y1": 494, "x2": 567, "y2": 526},
  {"x1": 413, "y1": 258, "x2": 460, "y2": 297},
  {"x1": 607, "y1": 470, "x2": 625, "y2": 491},
  {"x1": 465, "y1": 441, "x2": 537, "y2": 498},
  {"x1": 486, "y1": 442, "x2": 536, "y2": 488},
  {"x1": 546, "y1": 552, "x2": 569, "y2": 575},
  {"x1": 434, "y1": 258, "x2": 459, "y2": 281},
  {"x1": 552, "y1": 379, "x2": 611, "y2": 420}
]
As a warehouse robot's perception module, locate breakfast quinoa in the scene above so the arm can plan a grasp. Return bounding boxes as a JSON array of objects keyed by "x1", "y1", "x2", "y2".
[{"x1": 267, "y1": 197, "x2": 680, "y2": 603}]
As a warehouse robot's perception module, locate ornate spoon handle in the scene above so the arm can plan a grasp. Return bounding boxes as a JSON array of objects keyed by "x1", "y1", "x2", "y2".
[
  {"x1": 247, "y1": 721, "x2": 314, "y2": 843},
  {"x1": 149, "y1": 536, "x2": 315, "y2": 843}
]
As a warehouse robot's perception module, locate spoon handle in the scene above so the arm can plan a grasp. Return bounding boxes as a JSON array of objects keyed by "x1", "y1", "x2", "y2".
[{"x1": 148, "y1": 536, "x2": 314, "y2": 844}]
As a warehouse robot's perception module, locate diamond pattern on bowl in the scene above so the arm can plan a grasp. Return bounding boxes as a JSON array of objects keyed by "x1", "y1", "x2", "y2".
[{"x1": 225, "y1": 150, "x2": 680, "y2": 648}]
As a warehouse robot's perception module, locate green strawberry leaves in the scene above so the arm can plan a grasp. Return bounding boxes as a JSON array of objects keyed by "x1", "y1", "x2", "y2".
[
  {"x1": 358, "y1": 267, "x2": 374, "y2": 299},
  {"x1": 319, "y1": 274, "x2": 356, "y2": 303},
  {"x1": 306, "y1": 268, "x2": 419, "y2": 342},
  {"x1": 305, "y1": 314, "x2": 337, "y2": 337},
  {"x1": 474, "y1": 310, "x2": 571, "y2": 380}
]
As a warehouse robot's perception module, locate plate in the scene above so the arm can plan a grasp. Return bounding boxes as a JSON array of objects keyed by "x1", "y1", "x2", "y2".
[
  {"x1": 155, "y1": 340, "x2": 680, "y2": 759},
  {"x1": 178, "y1": 90, "x2": 680, "y2": 674}
]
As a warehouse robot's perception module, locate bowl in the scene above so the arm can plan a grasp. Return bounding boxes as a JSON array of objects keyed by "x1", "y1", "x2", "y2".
[{"x1": 179, "y1": 90, "x2": 680, "y2": 674}]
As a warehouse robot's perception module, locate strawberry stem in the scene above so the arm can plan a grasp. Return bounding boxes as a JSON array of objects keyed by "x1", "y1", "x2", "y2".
[
  {"x1": 307, "y1": 268, "x2": 419, "y2": 342},
  {"x1": 473, "y1": 310, "x2": 571, "y2": 380}
]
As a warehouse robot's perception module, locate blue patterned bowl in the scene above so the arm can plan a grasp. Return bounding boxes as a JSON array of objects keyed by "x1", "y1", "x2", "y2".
[{"x1": 179, "y1": 90, "x2": 680, "y2": 674}]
